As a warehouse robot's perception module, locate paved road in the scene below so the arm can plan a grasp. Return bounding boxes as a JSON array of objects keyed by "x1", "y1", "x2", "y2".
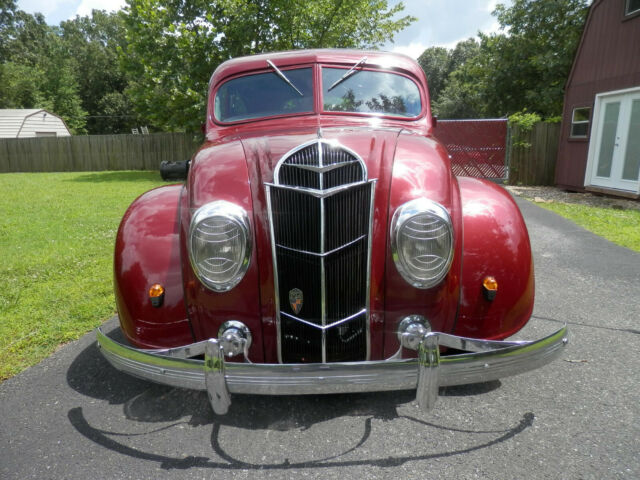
[{"x1": 2, "y1": 197, "x2": 639, "y2": 479}]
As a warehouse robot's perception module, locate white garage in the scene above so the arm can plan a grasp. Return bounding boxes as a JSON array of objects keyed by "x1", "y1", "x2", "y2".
[{"x1": 0, "y1": 109, "x2": 71, "y2": 138}]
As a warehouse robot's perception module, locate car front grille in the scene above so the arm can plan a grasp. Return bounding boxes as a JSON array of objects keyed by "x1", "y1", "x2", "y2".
[{"x1": 266, "y1": 139, "x2": 375, "y2": 363}]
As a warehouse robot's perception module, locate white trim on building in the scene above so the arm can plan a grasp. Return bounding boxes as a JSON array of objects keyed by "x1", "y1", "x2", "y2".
[{"x1": 0, "y1": 109, "x2": 71, "y2": 138}]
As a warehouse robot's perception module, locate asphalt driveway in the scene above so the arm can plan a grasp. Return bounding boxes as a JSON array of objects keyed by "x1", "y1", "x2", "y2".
[{"x1": 1, "y1": 197, "x2": 639, "y2": 479}]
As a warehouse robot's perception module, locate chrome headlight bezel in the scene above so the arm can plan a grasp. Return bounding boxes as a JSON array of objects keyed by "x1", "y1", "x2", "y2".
[
  {"x1": 188, "y1": 200, "x2": 252, "y2": 292},
  {"x1": 390, "y1": 198, "x2": 454, "y2": 289}
]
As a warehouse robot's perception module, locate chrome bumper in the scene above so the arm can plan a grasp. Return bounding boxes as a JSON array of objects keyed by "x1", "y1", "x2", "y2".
[{"x1": 96, "y1": 325, "x2": 568, "y2": 415}]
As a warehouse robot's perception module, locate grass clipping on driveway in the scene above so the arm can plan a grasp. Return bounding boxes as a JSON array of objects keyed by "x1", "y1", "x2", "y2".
[
  {"x1": 536, "y1": 202, "x2": 640, "y2": 252},
  {"x1": 0, "y1": 172, "x2": 170, "y2": 381}
]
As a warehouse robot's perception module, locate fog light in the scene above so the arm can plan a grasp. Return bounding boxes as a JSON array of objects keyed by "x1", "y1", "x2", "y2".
[
  {"x1": 149, "y1": 284, "x2": 165, "y2": 308},
  {"x1": 482, "y1": 276, "x2": 498, "y2": 301}
]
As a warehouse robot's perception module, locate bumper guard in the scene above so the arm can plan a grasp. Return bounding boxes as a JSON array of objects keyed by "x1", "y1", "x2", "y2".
[{"x1": 96, "y1": 324, "x2": 568, "y2": 415}]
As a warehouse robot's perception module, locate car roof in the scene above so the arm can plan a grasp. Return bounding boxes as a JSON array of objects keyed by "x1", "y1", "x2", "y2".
[{"x1": 209, "y1": 49, "x2": 425, "y2": 87}]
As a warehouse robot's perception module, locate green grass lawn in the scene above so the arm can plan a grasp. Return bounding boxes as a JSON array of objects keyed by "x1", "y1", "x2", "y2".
[
  {"x1": 0, "y1": 171, "x2": 170, "y2": 380},
  {"x1": 1, "y1": 172, "x2": 637, "y2": 382},
  {"x1": 535, "y1": 202, "x2": 640, "y2": 252}
]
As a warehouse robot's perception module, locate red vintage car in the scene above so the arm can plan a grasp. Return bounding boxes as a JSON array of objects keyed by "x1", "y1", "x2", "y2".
[{"x1": 97, "y1": 49, "x2": 567, "y2": 414}]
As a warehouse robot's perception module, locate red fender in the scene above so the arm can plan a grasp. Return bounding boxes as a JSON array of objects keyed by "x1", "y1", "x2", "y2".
[
  {"x1": 454, "y1": 178, "x2": 534, "y2": 340},
  {"x1": 114, "y1": 185, "x2": 193, "y2": 348}
]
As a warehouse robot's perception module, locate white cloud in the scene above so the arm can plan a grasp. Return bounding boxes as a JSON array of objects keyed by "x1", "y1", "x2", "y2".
[
  {"x1": 385, "y1": 0, "x2": 513, "y2": 58},
  {"x1": 74, "y1": 0, "x2": 127, "y2": 18},
  {"x1": 389, "y1": 37, "x2": 464, "y2": 59},
  {"x1": 18, "y1": 0, "x2": 126, "y2": 24},
  {"x1": 389, "y1": 42, "x2": 428, "y2": 59},
  {"x1": 18, "y1": 0, "x2": 79, "y2": 22}
]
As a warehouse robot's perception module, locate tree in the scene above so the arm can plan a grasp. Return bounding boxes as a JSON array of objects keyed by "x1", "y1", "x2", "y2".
[
  {"x1": 0, "y1": 9, "x2": 88, "y2": 132},
  {"x1": 0, "y1": 0, "x2": 19, "y2": 62},
  {"x1": 60, "y1": 11, "x2": 135, "y2": 133},
  {"x1": 431, "y1": 0, "x2": 588, "y2": 119},
  {"x1": 417, "y1": 47, "x2": 449, "y2": 104},
  {"x1": 121, "y1": 0, "x2": 416, "y2": 132},
  {"x1": 488, "y1": 0, "x2": 589, "y2": 117},
  {"x1": 418, "y1": 38, "x2": 479, "y2": 107}
]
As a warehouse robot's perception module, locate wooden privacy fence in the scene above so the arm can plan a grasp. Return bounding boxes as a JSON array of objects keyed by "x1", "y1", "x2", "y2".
[
  {"x1": 0, "y1": 133, "x2": 201, "y2": 173},
  {"x1": 507, "y1": 122, "x2": 561, "y2": 186},
  {"x1": 0, "y1": 125, "x2": 561, "y2": 185}
]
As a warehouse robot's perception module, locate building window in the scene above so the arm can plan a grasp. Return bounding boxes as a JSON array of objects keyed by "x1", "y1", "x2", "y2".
[
  {"x1": 570, "y1": 107, "x2": 591, "y2": 138},
  {"x1": 626, "y1": 0, "x2": 640, "y2": 16}
]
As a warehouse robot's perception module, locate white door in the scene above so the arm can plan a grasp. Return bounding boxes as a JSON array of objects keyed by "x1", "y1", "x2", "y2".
[{"x1": 587, "y1": 89, "x2": 640, "y2": 193}]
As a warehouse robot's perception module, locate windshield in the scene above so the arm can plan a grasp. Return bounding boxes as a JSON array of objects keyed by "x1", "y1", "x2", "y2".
[
  {"x1": 214, "y1": 68, "x2": 313, "y2": 123},
  {"x1": 322, "y1": 67, "x2": 421, "y2": 118}
]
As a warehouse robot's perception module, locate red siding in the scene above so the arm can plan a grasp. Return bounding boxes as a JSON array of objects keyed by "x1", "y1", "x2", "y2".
[{"x1": 556, "y1": 0, "x2": 640, "y2": 190}]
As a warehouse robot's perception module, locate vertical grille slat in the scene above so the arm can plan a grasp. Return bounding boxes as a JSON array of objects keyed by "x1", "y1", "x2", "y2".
[{"x1": 268, "y1": 139, "x2": 374, "y2": 363}]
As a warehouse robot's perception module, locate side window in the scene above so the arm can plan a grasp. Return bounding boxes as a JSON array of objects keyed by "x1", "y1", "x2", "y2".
[
  {"x1": 570, "y1": 107, "x2": 591, "y2": 138},
  {"x1": 626, "y1": 0, "x2": 640, "y2": 16}
]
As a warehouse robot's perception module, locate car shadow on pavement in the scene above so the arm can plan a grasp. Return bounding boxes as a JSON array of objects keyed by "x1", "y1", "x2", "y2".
[{"x1": 65, "y1": 332, "x2": 532, "y2": 471}]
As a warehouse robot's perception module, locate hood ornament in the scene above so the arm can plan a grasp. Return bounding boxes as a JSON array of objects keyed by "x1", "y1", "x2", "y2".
[{"x1": 289, "y1": 288, "x2": 304, "y2": 315}]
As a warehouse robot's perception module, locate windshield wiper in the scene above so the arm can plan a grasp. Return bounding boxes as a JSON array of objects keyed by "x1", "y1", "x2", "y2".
[
  {"x1": 327, "y1": 56, "x2": 368, "y2": 91},
  {"x1": 267, "y1": 59, "x2": 304, "y2": 97}
]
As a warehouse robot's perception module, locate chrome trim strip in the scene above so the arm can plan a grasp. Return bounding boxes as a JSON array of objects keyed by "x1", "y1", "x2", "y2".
[
  {"x1": 319, "y1": 142, "x2": 327, "y2": 363},
  {"x1": 365, "y1": 180, "x2": 376, "y2": 360},
  {"x1": 96, "y1": 324, "x2": 568, "y2": 408},
  {"x1": 286, "y1": 160, "x2": 360, "y2": 173},
  {"x1": 281, "y1": 308, "x2": 367, "y2": 331},
  {"x1": 265, "y1": 185, "x2": 283, "y2": 364},
  {"x1": 265, "y1": 181, "x2": 370, "y2": 199},
  {"x1": 275, "y1": 235, "x2": 367, "y2": 257}
]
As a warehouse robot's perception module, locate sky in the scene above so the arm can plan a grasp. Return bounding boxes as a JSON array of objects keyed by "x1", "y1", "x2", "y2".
[{"x1": 16, "y1": 0, "x2": 511, "y2": 59}]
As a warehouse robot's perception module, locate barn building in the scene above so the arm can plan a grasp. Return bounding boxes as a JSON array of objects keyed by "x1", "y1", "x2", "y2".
[
  {"x1": 555, "y1": 0, "x2": 640, "y2": 198},
  {"x1": 0, "y1": 109, "x2": 71, "y2": 138}
]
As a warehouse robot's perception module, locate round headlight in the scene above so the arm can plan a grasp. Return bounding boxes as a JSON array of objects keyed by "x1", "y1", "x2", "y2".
[
  {"x1": 188, "y1": 201, "x2": 252, "y2": 292},
  {"x1": 391, "y1": 198, "x2": 454, "y2": 289}
]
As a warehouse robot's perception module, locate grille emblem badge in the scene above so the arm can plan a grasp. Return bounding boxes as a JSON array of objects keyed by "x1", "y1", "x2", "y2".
[{"x1": 289, "y1": 288, "x2": 304, "y2": 315}]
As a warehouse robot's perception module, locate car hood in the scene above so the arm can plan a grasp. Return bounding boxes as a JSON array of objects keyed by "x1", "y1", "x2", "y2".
[
  {"x1": 185, "y1": 125, "x2": 459, "y2": 361},
  {"x1": 238, "y1": 127, "x2": 402, "y2": 188}
]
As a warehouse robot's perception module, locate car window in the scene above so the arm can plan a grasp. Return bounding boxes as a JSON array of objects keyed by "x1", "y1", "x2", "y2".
[
  {"x1": 214, "y1": 68, "x2": 314, "y2": 122},
  {"x1": 322, "y1": 67, "x2": 422, "y2": 118}
]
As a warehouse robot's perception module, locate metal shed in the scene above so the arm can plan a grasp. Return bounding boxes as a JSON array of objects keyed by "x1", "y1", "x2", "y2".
[
  {"x1": 0, "y1": 109, "x2": 71, "y2": 138},
  {"x1": 555, "y1": 0, "x2": 640, "y2": 198}
]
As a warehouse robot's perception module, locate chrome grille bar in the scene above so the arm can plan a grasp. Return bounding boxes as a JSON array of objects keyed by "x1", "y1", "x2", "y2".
[{"x1": 268, "y1": 139, "x2": 374, "y2": 363}]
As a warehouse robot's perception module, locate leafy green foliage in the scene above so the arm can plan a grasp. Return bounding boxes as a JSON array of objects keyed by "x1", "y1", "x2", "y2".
[
  {"x1": 0, "y1": 5, "x2": 137, "y2": 134},
  {"x1": 0, "y1": 171, "x2": 169, "y2": 380},
  {"x1": 424, "y1": 0, "x2": 589, "y2": 119},
  {"x1": 417, "y1": 46, "x2": 449, "y2": 105},
  {"x1": 509, "y1": 111, "x2": 542, "y2": 148},
  {"x1": 418, "y1": 39, "x2": 479, "y2": 108},
  {"x1": 60, "y1": 11, "x2": 136, "y2": 134},
  {"x1": 2, "y1": 0, "x2": 415, "y2": 132},
  {"x1": 0, "y1": 8, "x2": 88, "y2": 132},
  {"x1": 121, "y1": 0, "x2": 415, "y2": 132}
]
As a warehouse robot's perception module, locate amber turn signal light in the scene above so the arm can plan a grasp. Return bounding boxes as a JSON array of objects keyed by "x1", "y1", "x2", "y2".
[
  {"x1": 482, "y1": 276, "x2": 498, "y2": 301},
  {"x1": 149, "y1": 284, "x2": 165, "y2": 308}
]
